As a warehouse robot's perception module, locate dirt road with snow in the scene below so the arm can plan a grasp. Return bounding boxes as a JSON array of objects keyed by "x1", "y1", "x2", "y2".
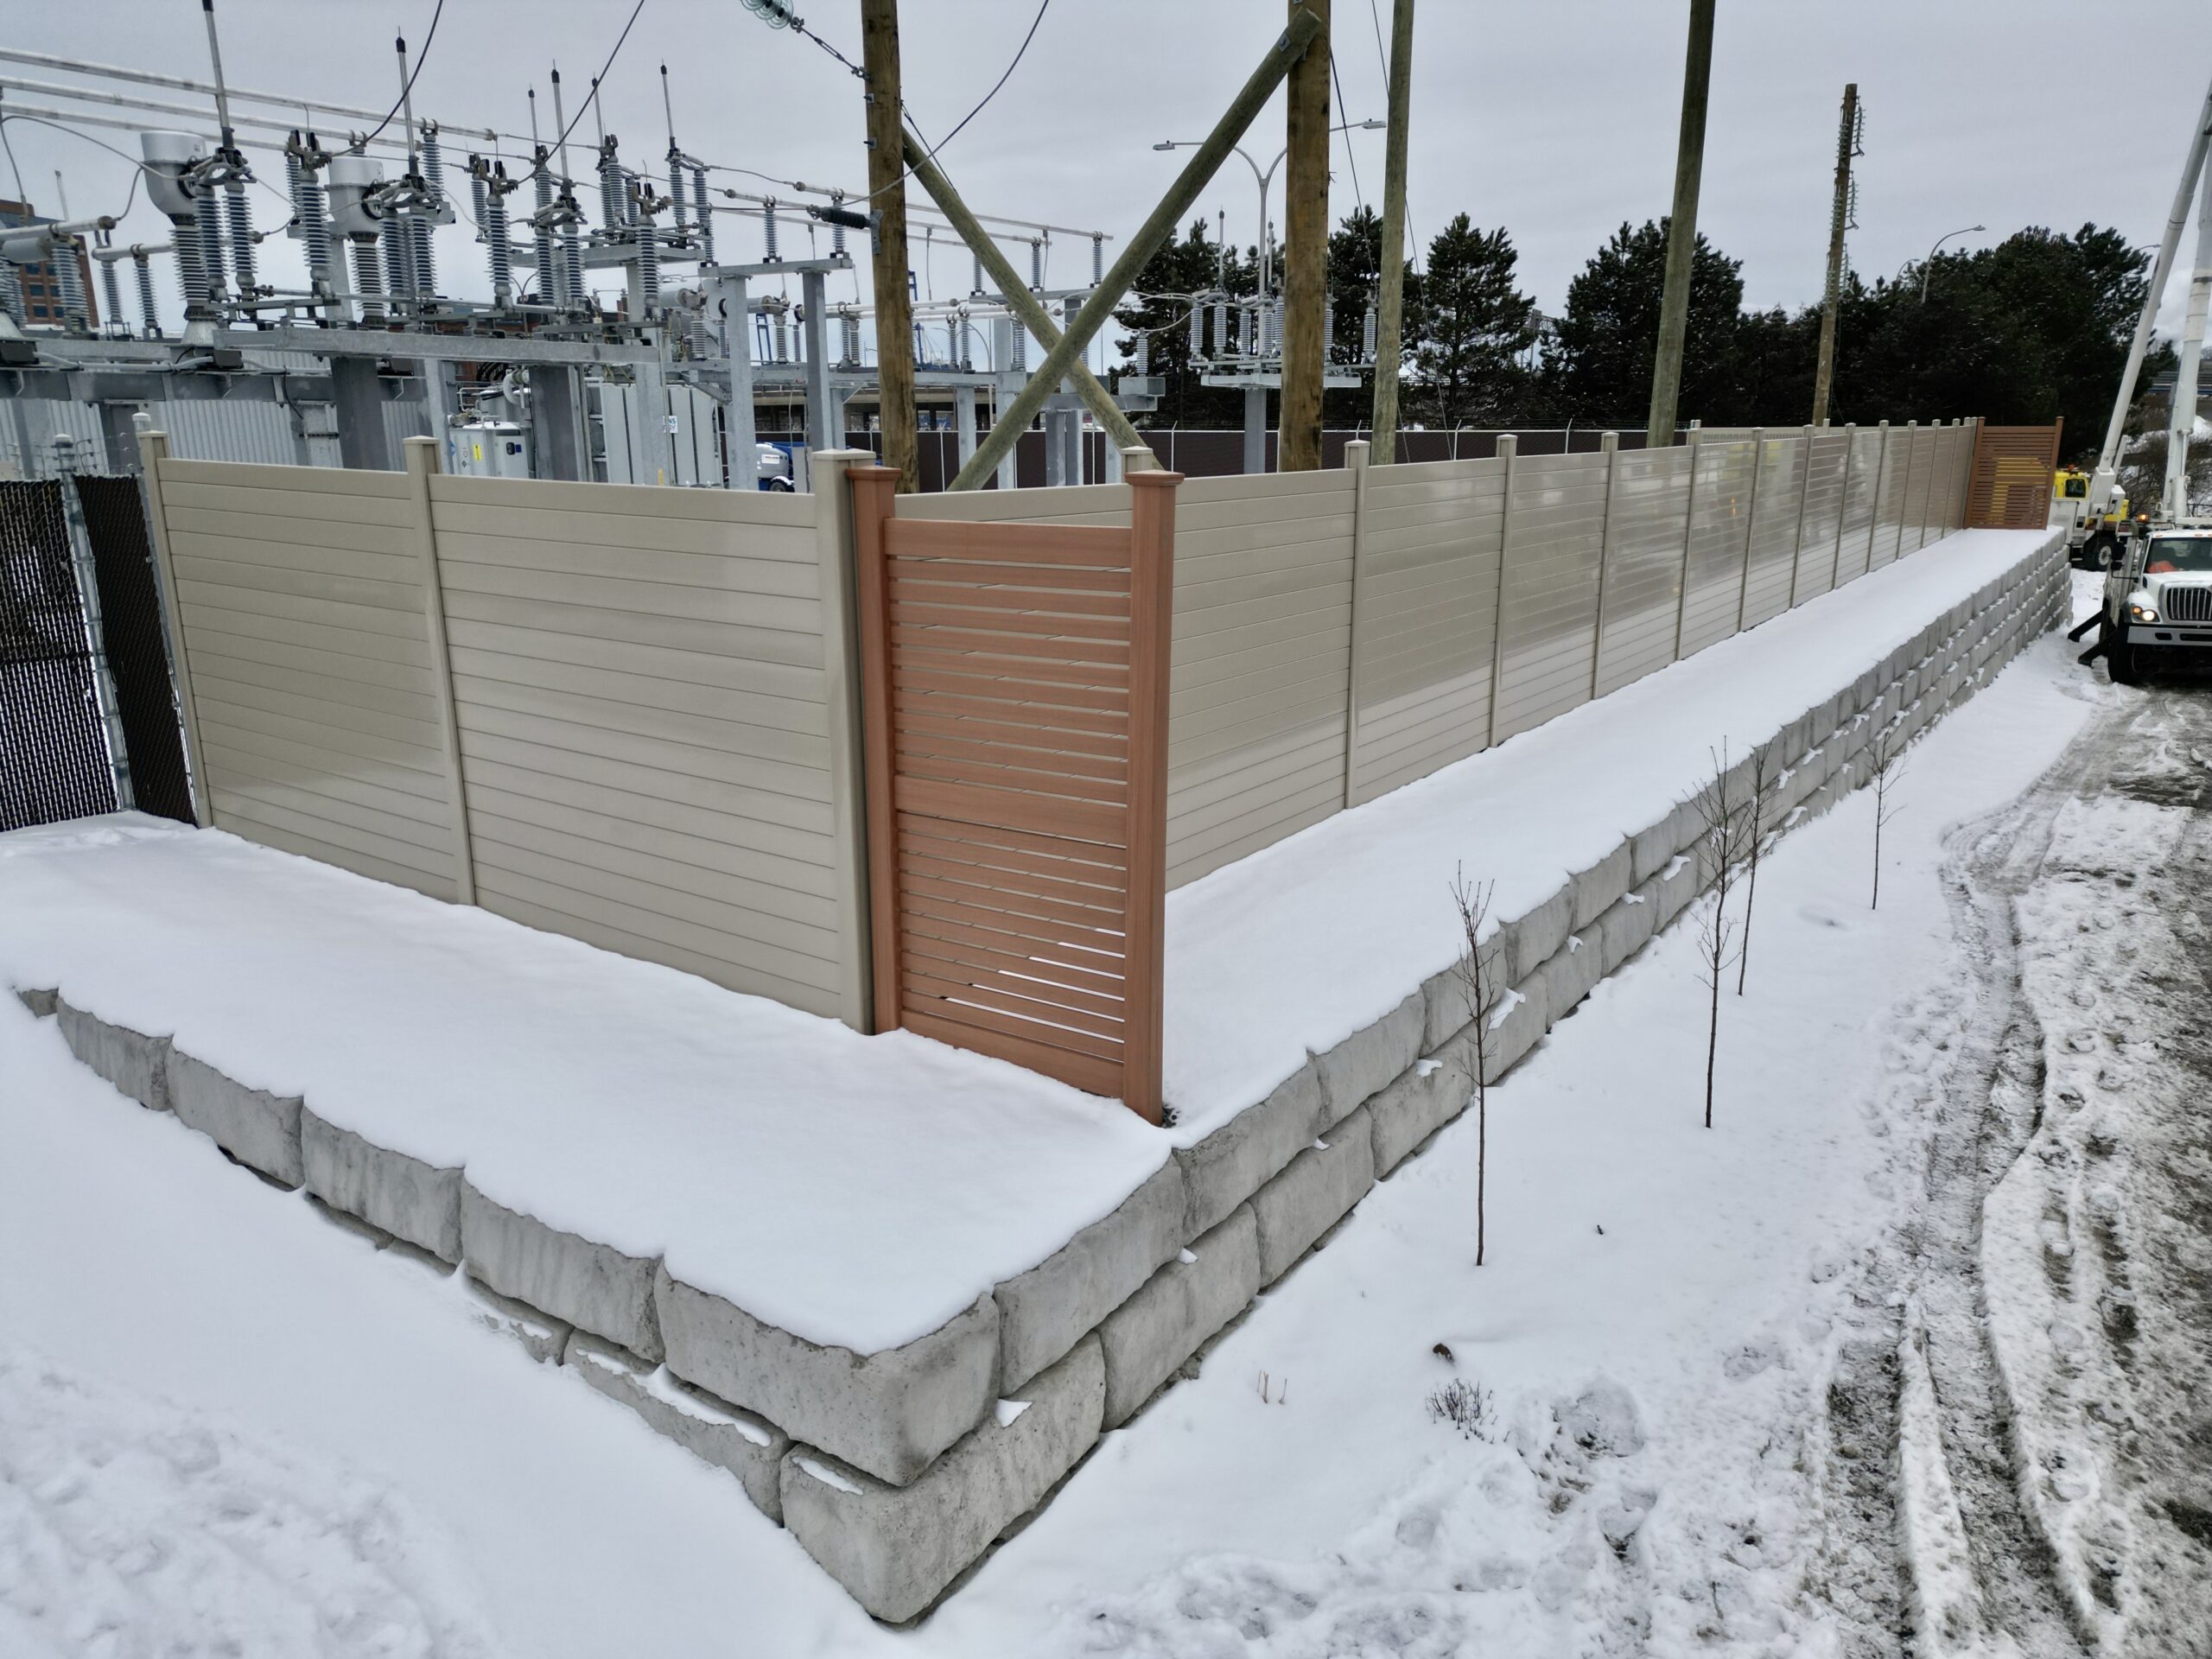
[{"x1": 1816, "y1": 607, "x2": 2212, "y2": 1658}]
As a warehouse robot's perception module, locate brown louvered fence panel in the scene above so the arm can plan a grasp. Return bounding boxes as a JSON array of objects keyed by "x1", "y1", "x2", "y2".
[
  {"x1": 851, "y1": 466, "x2": 1178, "y2": 1122},
  {"x1": 1965, "y1": 421, "x2": 2062, "y2": 531}
]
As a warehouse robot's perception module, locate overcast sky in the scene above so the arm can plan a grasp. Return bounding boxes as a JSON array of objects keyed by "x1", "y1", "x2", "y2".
[{"x1": 6, "y1": 0, "x2": 2210, "y2": 336}]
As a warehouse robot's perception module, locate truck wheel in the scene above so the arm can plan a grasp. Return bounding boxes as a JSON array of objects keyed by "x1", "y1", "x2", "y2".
[
  {"x1": 2087, "y1": 532, "x2": 2117, "y2": 570},
  {"x1": 2108, "y1": 627, "x2": 2141, "y2": 686}
]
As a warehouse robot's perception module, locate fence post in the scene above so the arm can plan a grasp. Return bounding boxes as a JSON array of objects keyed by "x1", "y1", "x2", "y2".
[
  {"x1": 1342, "y1": 438, "x2": 1371, "y2": 807},
  {"x1": 1895, "y1": 420, "x2": 1919, "y2": 560},
  {"x1": 1786, "y1": 423, "x2": 1816, "y2": 609},
  {"x1": 133, "y1": 429, "x2": 207, "y2": 826},
  {"x1": 401, "y1": 437, "x2": 474, "y2": 906},
  {"x1": 1589, "y1": 430, "x2": 1621, "y2": 701},
  {"x1": 51, "y1": 435, "x2": 134, "y2": 813},
  {"x1": 1123, "y1": 469, "x2": 1179, "y2": 1126},
  {"x1": 1735, "y1": 428, "x2": 1766, "y2": 634},
  {"x1": 1485, "y1": 433, "x2": 1518, "y2": 747},
  {"x1": 1672, "y1": 429, "x2": 1704, "y2": 662},
  {"x1": 848, "y1": 464, "x2": 903, "y2": 1034},
  {"x1": 1829, "y1": 423, "x2": 1858, "y2": 593},
  {"x1": 810, "y1": 448, "x2": 880, "y2": 1034}
]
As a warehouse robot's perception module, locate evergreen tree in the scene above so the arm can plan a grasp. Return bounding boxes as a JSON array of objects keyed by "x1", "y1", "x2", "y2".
[
  {"x1": 1408, "y1": 216, "x2": 1538, "y2": 428},
  {"x1": 1547, "y1": 219, "x2": 1744, "y2": 429},
  {"x1": 1325, "y1": 206, "x2": 1420, "y2": 427}
]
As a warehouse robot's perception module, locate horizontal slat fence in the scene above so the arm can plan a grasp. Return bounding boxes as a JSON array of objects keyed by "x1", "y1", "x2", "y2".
[
  {"x1": 915, "y1": 419, "x2": 1979, "y2": 886},
  {"x1": 141, "y1": 434, "x2": 873, "y2": 1029}
]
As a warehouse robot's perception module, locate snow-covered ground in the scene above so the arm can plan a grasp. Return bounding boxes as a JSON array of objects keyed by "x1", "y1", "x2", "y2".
[{"x1": 3, "y1": 576, "x2": 2129, "y2": 1652}]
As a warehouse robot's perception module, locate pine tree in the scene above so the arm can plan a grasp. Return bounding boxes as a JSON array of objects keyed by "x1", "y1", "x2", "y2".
[
  {"x1": 1546, "y1": 219, "x2": 1745, "y2": 429},
  {"x1": 1408, "y1": 216, "x2": 1538, "y2": 429}
]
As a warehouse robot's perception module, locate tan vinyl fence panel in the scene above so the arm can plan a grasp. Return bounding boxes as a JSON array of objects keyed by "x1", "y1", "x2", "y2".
[
  {"x1": 1493, "y1": 451, "x2": 1606, "y2": 743},
  {"x1": 1593, "y1": 444, "x2": 1694, "y2": 698},
  {"x1": 1741, "y1": 432, "x2": 1808, "y2": 628},
  {"x1": 1835, "y1": 427, "x2": 1885, "y2": 587},
  {"x1": 427, "y1": 474, "x2": 849, "y2": 1018},
  {"x1": 1348, "y1": 457, "x2": 1505, "y2": 805},
  {"x1": 1794, "y1": 429, "x2": 1851, "y2": 603},
  {"x1": 155, "y1": 457, "x2": 464, "y2": 901},
  {"x1": 1678, "y1": 440, "x2": 1758, "y2": 660}
]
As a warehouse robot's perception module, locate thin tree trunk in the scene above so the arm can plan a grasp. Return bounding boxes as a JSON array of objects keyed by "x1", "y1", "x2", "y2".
[
  {"x1": 1736, "y1": 838, "x2": 1759, "y2": 995},
  {"x1": 1705, "y1": 969, "x2": 1719, "y2": 1128}
]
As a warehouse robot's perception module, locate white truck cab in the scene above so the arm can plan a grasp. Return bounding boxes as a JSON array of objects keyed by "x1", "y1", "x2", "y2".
[{"x1": 2100, "y1": 521, "x2": 2212, "y2": 683}]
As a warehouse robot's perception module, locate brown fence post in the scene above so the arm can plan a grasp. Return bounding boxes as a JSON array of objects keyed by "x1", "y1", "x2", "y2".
[
  {"x1": 402, "y1": 436, "x2": 475, "y2": 906},
  {"x1": 1122, "y1": 469, "x2": 1179, "y2": 1123},
  {"x1": 849, "y1": 464, "x2": 903, "y2": 1035}
]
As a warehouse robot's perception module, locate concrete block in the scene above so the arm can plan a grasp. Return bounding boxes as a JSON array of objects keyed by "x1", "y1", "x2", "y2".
[
  {"x1": 55, "y1": 1000, "x2": 169, "y2": 1111},
  {"x1": 1654, "y1": 848, "x2": 1702, "y2": 929},
  {"x1": 1175, "y1": 1058, "x2": 1323, "y2": 1238},
  {"x1": 1568, "y1": 842, "x2": 1632, "y2": 930},
  {"x1": 780, "y1": 1333, "x2": 1104, "y2": 1624},
  {"x1": 1535, "y1": 931, "x2": 1602, "y2": 1023},
  {"x1": 1369, "y1": 1054, "x2": 1471, "y2": 1177},
  {"x1": 1098, "y1": 1205, "x2": 1259, "y2": 1427},
  {"x1": 1251, "y1": 1106, "x2": 1376, "y2": 1286},
  {"x1": 463, "y1": 1274, "x2": 572, "y2": 1364},
  {"x1": 16, "y1": 987, "x2": 57, "y2": 1018},
  {"x1": 658, "y1": 1270, "x2": 995, "y2": 1488},
  {"x1": 1483, "y1": 964, "x2": 1554, "y2": 1075},
  {"x1": 564, "y1": 1330, "x2": 789, "y2": 1521},
  {"x1": 168, "y1": 1049, "x2": 302, "y2": 1187},
  {"x1": 1505, "y1": 882, "x2": 1574, "y2": 984},
  {"x1": 301, "y1": 1107, "x2": 462, "y2": 1264},
  {"x1": 1314, "y1": 990, "x2": 1424, "y2": 1128},
  {"x1": 992, "y1": 1158, "x2": 1185, "y2": 1394},
  {"x1": 1596, "y1": 885, "x2": 1658, "y2": 974},
  {"x1": 461, "y1": 1183, "x2": 663, "y2": 1363},
  {"x1": 1628, "y1": 798, "x2": 1698, "y2": 885}
]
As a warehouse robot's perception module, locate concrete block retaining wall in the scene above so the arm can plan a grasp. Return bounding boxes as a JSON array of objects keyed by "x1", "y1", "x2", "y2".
[{"x1": 15, "y1": 538, "x2": 2066, "y2": 1623}]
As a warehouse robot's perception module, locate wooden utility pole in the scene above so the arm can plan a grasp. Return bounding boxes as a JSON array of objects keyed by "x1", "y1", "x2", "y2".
[
  {"x1": 1811, "y1": 84, "x2": 1859, "y2": 427},
  {"x1": 1369, "y1": 0, "x2": 1414, "y2": 463},
  {"x1": 861, "y1": 0, "x2": 917, "y2": 491},
  {"x1": 1645, "y1": 0, "x2": 1715, "y2": 449},
  {"x1": 1280, "y1": 0, "x2": 1331, "y2": 472}
]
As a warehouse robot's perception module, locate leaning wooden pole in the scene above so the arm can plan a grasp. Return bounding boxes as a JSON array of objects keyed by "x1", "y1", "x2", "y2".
[
  {"x1": 1646, "y1": 0, "x2": 1715, "y2": 449},
  {"x1": 946, "y1": 7, "x2": 1325, "y2": 490},
  {"x1": 1369, "y1": 0, "x2": 1414, "y2": 463},
  {"x1": 861, "y1": 0, "x2": 918, "y2": 491},
  {"x1": 900, "y1": 132, "x2": 1154, "y2": 466},
  {"x1": 1279, "y1": 0, "x2": 1331, "y2": 472}
]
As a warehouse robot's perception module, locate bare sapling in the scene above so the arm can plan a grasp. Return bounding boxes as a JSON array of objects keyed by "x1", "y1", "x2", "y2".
[
  {"x1": 1450, "y1": 868, "x2": 1497, "y2": 1268},
  {"x1": 1694, "y1": 746, "x2": 1755, "y2": 1129},
  {"x1": 1869, "y1": 719, "x2": 1906, "y2": 910},
  {"x1": 1735, "y1": 745, "x2": 1778, "y2": 996}
]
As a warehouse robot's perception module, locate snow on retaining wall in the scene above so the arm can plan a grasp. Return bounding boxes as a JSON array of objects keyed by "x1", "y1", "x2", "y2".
[{"x1": 6, "y1": 530, "x2": 2065, "y2": 1620}]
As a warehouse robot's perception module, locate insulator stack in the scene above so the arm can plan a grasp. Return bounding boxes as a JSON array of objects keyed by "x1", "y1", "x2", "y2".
[
  {"x1": 483, "y1": 173, "x2": 512, "y2": 305},
  {"x1": 762, "y1": 198, "x2": 779, "y2": 262},
  {"x1": 468, "y1": 165, "x2": 487, "y2": 234},
  {"x1": 1091, "y1": 235, "x2": 1103, "y2": 283},
  {"x1": 408, "y1": 213, "x2": 436, "y2": 297},
  {"x1": 691, "y1": 168, "x2": 713, "y2": 264},
  {"x1": 1135, "y1": 331, "x2": 1150, "y2": 376},
  {"x1": 174, "y1": 226, "x2": 206, "y2": 311},
  {"x1": 840, "y1": 309, "x2": 861, "y2": 367},
  {"x1": 829, "y1": 192, "x2": 847, "y2": 257},
  {"x1": 1029, "y1": 240, "x2": 1042, "y2": 289},
  {"x1": 1211, "y1": 300, "x2": 1226, "y2": 356},
  {"x1": 54, "y1": 246, "x2": 86, "y2": 327},
  {"x1": 99, "y1": 257, "x2": 125, "y2": 334},
  {"x1": 531, "y1": 160, "x2": 557, "y2": 305},
  {"x1": 1010, "y1": 324, "x2": 1027, "y2": 372},
  {"x1": 419, "y1": 125, "x2": 445, "y2": 208},
  {"x1": 1363, "y1": 302, "x2": 1377, "y2": 360},
  {"x1": 1271, "y1": 299, "x2": 1285, "y2": 356},
  {"x1": 1188, "y1": 300, "x2": 1202, "y2": 356},
  {"x1": 598, "y1": 147, "x2": 626, "y2": 232},
  {"x1": 669, "y1": 161, "x2": 689, "y2": 236},
  {"x1": 912, "y1": 321, "x2": 925, "y2": 366},
  {"x1": 352, "y1": 237, "x2": 385, "y2": 323},
  {"x1": 294, "y1": 169, "x2": 333, "y2": 292},
  {"x1": 634, "y1": 216, "x2": 659, "y2": 311},
  {"x1": 225, "y1": 177, "x2": 256, "y2": 296},
  {"x1": 559, "y1": 222, "x2": 584, "y2": 312},
  {"x1": 133, "y1": 252, "x2": 159, "y2": 335},
  {"x1": 195, "y1": 205, "x2": 227, "y2": 304},
  {"x1": 383, "y1": 218, "x2": 411, "y2": 299},
  {"x1": 971, "y1": 254, "x2": 983, "y2": 296},
  {"x1": 1323, "y1": 301, "x2": 1334, "y2": 359}
]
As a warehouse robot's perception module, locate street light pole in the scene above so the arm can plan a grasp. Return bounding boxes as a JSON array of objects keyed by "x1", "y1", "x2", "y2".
[
  {"x1": 1155, "y1": 119, "x2": 1379, "y2": 296},
  {"x1": 1918, "y1": 225, "x2": 1984, "y2": 302}
]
